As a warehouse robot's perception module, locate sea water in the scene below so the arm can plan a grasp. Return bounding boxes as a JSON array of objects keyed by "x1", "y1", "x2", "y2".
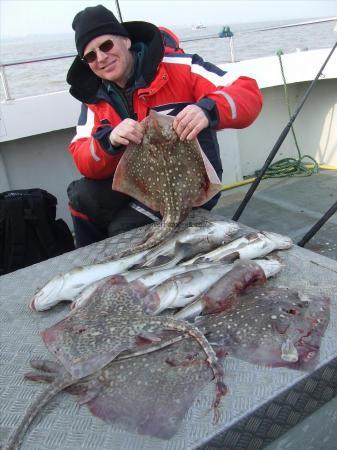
[{"x1": 0, "y1": 19, "x2": 336, "y2": 100}]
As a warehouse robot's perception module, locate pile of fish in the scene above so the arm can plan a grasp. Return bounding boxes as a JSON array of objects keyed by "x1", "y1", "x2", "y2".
[
  {"x1": 5, "y1": 217, "x2": 331, "y2": 449},
  {"x1": 4, "y1": 117, "x2": 331, "y2": 448}
]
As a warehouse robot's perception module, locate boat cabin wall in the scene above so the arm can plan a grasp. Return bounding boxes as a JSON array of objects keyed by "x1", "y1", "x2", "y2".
[{"x1": 219, "y1": 78, "x2": 337, "y2": 183}]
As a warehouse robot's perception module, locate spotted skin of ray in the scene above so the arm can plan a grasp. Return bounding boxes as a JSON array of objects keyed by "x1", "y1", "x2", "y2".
[
  {"x1": 112, "y1": 111, "x2": 220, "y2": 257},
  {"x1": 41, "y1": 278, "x2": 224, "y2": 389},
  {"x1": 21, "y1": 338, "x2": 220, "y2": 441},
  {"x1": 4, "y1": 276, "x2": 226, "y2": 448},
  {"x1": 196, "y1": 286, "x2": 330, "y2": 368}
]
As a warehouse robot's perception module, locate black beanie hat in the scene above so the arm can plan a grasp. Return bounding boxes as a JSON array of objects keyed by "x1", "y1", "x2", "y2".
[{"x1": 72, "y1": 5, "x2": 129, "y2": 57}]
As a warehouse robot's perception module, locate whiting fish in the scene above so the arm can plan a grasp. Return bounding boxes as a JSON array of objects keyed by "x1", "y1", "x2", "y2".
[
  {"x1": 30, "y1": 250, "x2": 149, "y2": 311},
  {"x1": 31, "y1": 220, "x2": 239, "y2": 312},
  {"x1": 71, "y1": 262, "x2": 216, "y2": 311},
  {"x1": 136, "y1": 219, "x2": 239, "y2": 268},
  {"x1": 174, "y1": 259, "x2": 282, "y2": 320},
  {"x1": 181, "y1": 231, "x2": 293, "y2": 265}
]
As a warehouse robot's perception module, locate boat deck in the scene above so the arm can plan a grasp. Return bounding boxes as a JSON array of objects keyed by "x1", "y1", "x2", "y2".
[
  {"x1": 1, "y1": 202, "x2": 337, "y2": 449},
  {"x1": 215, "y1": 170, "x2": 337, "y2": 261}
]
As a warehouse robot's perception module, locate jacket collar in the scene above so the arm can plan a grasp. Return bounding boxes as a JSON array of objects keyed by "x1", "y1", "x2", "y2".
[{"x1": 67, "y1": 21, "x2": 164, "y2": 104}]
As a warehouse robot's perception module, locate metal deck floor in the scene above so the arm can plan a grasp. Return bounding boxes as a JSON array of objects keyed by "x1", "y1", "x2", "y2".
[
  {"x1": 1, "y1": 210, "x2": 337, "y2": 450},
  {"x1": 215, "y1": 170, "x2": 337, "y2": 261}
]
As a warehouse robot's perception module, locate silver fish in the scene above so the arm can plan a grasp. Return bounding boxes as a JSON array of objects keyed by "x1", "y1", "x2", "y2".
[
  {"x1": 151, "y1": 264, "x2": 237, "y2": 314},
  {"x1": 32, "y1": 221, "x2": 239, "y2": 312},
  {"x1": 181, "y1": 231, "x2": 293, "y2": 265},
  {"x1": 175, "y1": 259, "x2": 282, "y2": 320},
  {"x1": 137, "y1": 220, "x2": 239, "y2": 268},
  {"x1": 30, "y1": 250, "x2": 149, "y2": 311},
  {"x1": 71, "y1": 263, "x2": 215, "y2": 311}
]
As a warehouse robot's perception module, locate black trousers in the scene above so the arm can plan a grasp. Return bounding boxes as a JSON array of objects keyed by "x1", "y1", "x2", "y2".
[
  {"x1": 67, "y1": 178, "x2": 154, "y2": 247},
  {"x1": 67, "y1": 176, "x2": 220, "y2": 248}
]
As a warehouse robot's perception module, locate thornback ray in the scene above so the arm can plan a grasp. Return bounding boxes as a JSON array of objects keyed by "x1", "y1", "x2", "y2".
[
  {"x1": 41, "y1": 276, "x2": 226, "y2": 395},
  {"x1": 112, "y1": 110, "x2": 222, "y2": 256},
  {"x1": 16, "y1": 337, "x2": 222, "y2": 444},
  {"x1": 6, "y1": 276, "x2": 227, "y2": 448},
  {"x1": 197, "y1": 286, "x2": 330, "y2": 369},
  {"x1": 7, "y1": 285, "x2": 329, "y2": 447}
]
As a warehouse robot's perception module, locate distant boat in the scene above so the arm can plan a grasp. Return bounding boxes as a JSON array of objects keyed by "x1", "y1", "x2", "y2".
[{"x1": 192, "y1": 24, "x2": 207, "y2": 30}]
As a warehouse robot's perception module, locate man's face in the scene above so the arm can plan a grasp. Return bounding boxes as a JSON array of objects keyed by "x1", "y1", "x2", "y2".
[{"x1": 83, "y1": 34, "x2": 133, "y2": 87}]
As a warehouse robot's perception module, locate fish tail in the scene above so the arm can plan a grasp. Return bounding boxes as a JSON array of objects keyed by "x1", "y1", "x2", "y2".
[
  {"x1": 4, "y1": 375, "x2": 73, "y2": 450},
  {"x1": 212, "y1": 380, "x2": 228, "y2": 424},
  {"x1": 160, "y1": 318, "x2": 227, "y2": 413},
  {"x1": 182, "y1": 323, "x2": 228, "y2": 414},
  {"x1": 117, "y1": 224, "x2": 176, "y2": 258}
]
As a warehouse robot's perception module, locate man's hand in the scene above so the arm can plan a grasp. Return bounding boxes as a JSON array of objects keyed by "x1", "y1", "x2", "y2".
[
  {"x1": 109, "y1": 119, "x2": 143, "y2": 146},
  {"x1": 173, "y1": 105, "x2": 209, "y2": 141}
]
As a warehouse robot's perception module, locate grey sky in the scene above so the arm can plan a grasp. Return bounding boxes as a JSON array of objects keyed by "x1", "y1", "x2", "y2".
[{"x1": 1, "y1": 0, "x2": 337, "y2": 38}]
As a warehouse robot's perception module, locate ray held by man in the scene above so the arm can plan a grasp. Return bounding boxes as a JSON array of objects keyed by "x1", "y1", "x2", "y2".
[{"x1": 112, "y1": 110, "x2": 222, "y2": 255}]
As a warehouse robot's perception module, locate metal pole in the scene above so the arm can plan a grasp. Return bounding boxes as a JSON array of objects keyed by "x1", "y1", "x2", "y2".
[
  {"x1": 0, "y1": 66, "x2": 11, "y2": 101},
  {"x1": 229, "y1": 37, "x2": 235, "y2": 62},
  {"x1": 297, "y1": 199, "x2": 337, "y2": 247},
  {"x1": 115, "y1": 0, "x2": 123, "y2": 22},
  {"x1": 232, "y1": 40, "x2": 337, "y2": 222}
]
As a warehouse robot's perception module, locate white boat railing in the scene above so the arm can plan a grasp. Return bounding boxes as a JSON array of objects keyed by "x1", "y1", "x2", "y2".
[{"x1": 1, "y1": 16, "x2": 336, "y2": 101}]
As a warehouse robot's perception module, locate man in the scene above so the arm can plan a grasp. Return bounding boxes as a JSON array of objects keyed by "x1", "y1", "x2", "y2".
[{"x1": 67, "y1": 5, "x2": 263, "y2": 247}]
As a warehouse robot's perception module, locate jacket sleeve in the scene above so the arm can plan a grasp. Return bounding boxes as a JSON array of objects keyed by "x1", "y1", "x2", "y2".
[
  {"x1": 68, "y1": 104, "x2": 125, "y2": 179},
  {"x1": 190, "y1": 54, "x2": 263, "y2": 130}
]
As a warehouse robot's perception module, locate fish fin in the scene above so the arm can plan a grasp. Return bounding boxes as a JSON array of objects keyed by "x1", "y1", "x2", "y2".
[
  {"x1": 135, "y1": 331, "x2": 162, "y2": 346},
  {"x1": 24, "y1": 372, "x2": 56, "y2": 384},
  {"x1": 174, "y1": 241, "x2": 195, "y2": 260},
  {"x1": 149, "y1": 255, "x2": 172, "y2": 266},
  {"x1": 191, "y1": 147, "x2": 222, "y2": 206},
  {"x1": 24, "y1": 359, "x2": 66, "y2": 383},
  {"x1": 219, "y1": 252, "x2": 240, "y2": 263},
  {"x1": 29, "y1": 359, "x2": 63, "y2": 373},
  {"x1": 78, "y1": 383, "x2": 103, "y2": 405},
  {"x1": 70, "y1": 350, "x2": 122, "y2": 379},
  {"x1": 189, "y1": 256, "x2": 207, "y2": 264}
]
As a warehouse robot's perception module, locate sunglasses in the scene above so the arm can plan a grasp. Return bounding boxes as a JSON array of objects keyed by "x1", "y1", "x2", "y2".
[{"x1": 82, "y1": 39, "x2": 114, "y2": 64}]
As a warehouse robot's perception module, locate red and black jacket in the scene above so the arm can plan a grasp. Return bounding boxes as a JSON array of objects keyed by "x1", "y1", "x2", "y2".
[{"x1": 67, "y1": 21, "x2": 263, "y2": 201}]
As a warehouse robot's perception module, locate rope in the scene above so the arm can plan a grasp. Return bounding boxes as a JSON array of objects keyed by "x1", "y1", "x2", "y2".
[{"x1": 255, "y1": 49, "x2": 319, "y2": 179}]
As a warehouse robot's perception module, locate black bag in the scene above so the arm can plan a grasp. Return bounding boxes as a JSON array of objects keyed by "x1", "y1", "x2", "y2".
[{"x1": 0, "y1": 189, "x2": 75, "y2": 275}]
